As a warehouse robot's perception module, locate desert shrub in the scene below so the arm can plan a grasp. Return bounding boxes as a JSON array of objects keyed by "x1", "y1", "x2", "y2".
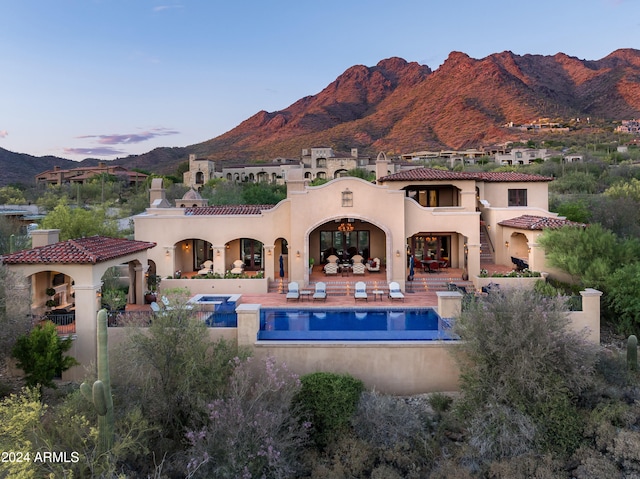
[
  {"x1": 454, "y1": 289, "x2": 598, "y2": 457},
  {"x1": 606, "y1": 262, "x2": 640, "y2": 334},
  {"x1": 352, "y1": 390, "x2": 431, "y2": 449},
  {"x1": 571, "y1": 447, "x2": 619, "y2": 479},
  {"x1": 0, "y1": 387, "x2": 43, "y2": 478},
  {"x1": 186, "y1": 356, "x2": 309, "y2": 479},
  {"x1": 467, "y1": 402, "x2": 537, "y2": 461},
  {"x1": 11, "y1": 322, "x2": 79, "y2": 390},
  {"x1": 486, "y1": 453, "x2": 567, "y2": 479},
  {"x1": 114, "y1": 296, "x2": 245, "y2": 457},
  {"x1": 307, "y1": 432, "x2": 375, "y2": 479},
  {"x1": 295, "y1": 371, "x2": 364, "y2": 448},
  {"x1": 428, "y1": 392, "x2": 454, "y2": 414}
]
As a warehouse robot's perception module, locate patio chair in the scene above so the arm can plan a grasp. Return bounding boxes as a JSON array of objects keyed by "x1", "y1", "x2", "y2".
[
  {"x1": 354, "y1": 281, "x2": 368, "y2": 302},
  {"x1": 324, "y1": 263, "x2": 338, "y2": 275},
  {"x1": 230, "y1": 259, "x2": 245, "y2": 275},
  {"x1": 198, "y1": 260, "x2": 213, "y2": 275},
  {"x1": 388, "y1": 282, "x2": 405, "y2": 302},
  {"x1": 352, "y1": 263, "x2": 366, "y2": 275},
  {"x1": 313, "y1": 282, "x2": 327, "y2": 301},
  {"x1": 351, "y1": 254, "x2": 364, "y2": 264},
  {"x1": 326, "y1": 254, "x2": 339, "y2": 264},
  {"x1": 366, "y1": 257, "x2": 381, "y2": 273},
  {"x1": 286, "y1": 282, "x2": 300, "y2": 301}
]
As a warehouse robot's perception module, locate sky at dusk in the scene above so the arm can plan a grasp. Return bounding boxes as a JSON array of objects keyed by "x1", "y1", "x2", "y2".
[{"x1": 1, "y1": 0, "x2": 639, "y2": 161}]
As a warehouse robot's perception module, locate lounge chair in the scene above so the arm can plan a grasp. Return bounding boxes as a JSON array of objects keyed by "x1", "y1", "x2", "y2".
[
  {"x1": 352, "y1": 263, "x2": 366, "y2": 275},
  {"x1": 326, "y1": 254, "x2": 339, "y2": 264},
  {"x1": 324, "y1": 263, "x2": 338, "y2": 275},
  {"x1": 366, "y1": 257, "x2": 381, "y2": 273},
  {"x1": 286, "y1": 282, "x2": 300, "y2": 301},
  {"x1": 198, "y1": 260, "x2": 214, "y2": 275},
  {"x1": 354, "y1": 281, "x2": 368, "y2": 302},
  {"x1": 230, "y1": 259, "x2": 245, "y2": 275},
  {"x1": 313, "y1": 282, "x2": 327, "y2": 301},
  {"x1": 388, "y1": 282, "x2": 405, "y2": 301}
]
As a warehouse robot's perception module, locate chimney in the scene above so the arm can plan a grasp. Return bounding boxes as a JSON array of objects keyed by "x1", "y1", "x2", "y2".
[
  {"x1": 351, "y1": 148, "x2": 358, "y2": 158},
  {"x1": 375, "y1": 152, "x2": 390, "y2": 181},
  {"x1": 53, "y1": 166, "x2": 60, "y2": 171},
  {"x1": 31, "y1": 229, "x2": 60, "y2": 248},
  {"x1": 98, "y1": 162, "x2": 105, "y2": 168}
]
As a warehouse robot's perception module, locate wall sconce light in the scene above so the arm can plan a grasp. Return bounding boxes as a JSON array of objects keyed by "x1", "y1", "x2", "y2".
[
  {"x1": 395, "y1": 250, "x2": 401, "y2": 257},
  {"x1": 226, "y1": 244, "x2": 230, "y2": 249},
  {"x1": 527, "y1": 247, "x2": 532, "y2": 254},
  {"x1": 185, "y1": 243, "x2": 190, "y2": 251},
  {"x1": 296, "y1": 251, "x2": 300, "y2": 258},
  {"x1": 267, "y1": 249, "x2": 272, "y2": 256},
  {"x1": 165, "y1": 250, "x2": 170, "y2": 257},
  {"x1": 216, "y1": 249, "x2": 221, "y2": 257},
  {"x1": 505, "y1": 241, "x2": 509, "y2": 248},
  {"x1": 487, "y1": 224, "x2": 491, "y2": 230}
]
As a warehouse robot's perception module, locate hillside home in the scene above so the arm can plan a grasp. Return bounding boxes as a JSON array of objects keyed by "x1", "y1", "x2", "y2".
[
  {"x1": 135, "y1": 153, "x2": 567, "y2": 289},
  {"x1": 35, "y1": 162, "x2": 147, "y2": 186}
]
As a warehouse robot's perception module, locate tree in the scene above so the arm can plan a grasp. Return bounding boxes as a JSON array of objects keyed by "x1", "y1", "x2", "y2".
[
  {"x1": 41, "y1": 200, "x2": 119, "y2": 241},
  {"x1": 454, "y1": 290, "x2": 598, "y2": 456},
  {"x1": 604, "y1": 177, "x2": 640, "y2": 202},
  {"x1": 537, "y1": 224, "x2": 638, "y2": 289},
  {"x1": 11, "y1": 322, "x2": 79, "y2": 390},
  {"x1": 605, "y1": 262, "x2": 640, "y2": 335}
]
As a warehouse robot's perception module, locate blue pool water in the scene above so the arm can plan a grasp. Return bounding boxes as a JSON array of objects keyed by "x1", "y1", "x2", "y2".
[
  {"x1": 189, "y1": 294, "x2": 239, "y2": 327},
  {"x1": 259, "y1": 308, "x2": 455, "y2": 341}
]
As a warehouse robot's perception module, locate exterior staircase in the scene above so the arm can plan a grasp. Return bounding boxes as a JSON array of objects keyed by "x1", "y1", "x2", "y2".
[{"x1": 479, "y1": 223, "x2": 494, "y2": 264}]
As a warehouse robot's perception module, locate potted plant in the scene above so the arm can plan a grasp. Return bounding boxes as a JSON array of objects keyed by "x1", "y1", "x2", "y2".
[
  {"x1": 309, "y1": 257, "x2": 315, "y2": 275},
  {"x1": 45, "y1": 287, "x2": 56, "y2": 309},
  {"x1": 145, "y1": 274, "x2": 161, "y2": 303}
]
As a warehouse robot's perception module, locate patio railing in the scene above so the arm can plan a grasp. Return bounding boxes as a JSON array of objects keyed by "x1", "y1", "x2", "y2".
[{"x1": 32, "y1": 313, "x2": 76, "y2": 335}]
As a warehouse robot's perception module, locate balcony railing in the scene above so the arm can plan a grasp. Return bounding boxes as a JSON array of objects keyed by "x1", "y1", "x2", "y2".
[{"x1": 32, "y1": 313, "x2": 76, "y2": 335}]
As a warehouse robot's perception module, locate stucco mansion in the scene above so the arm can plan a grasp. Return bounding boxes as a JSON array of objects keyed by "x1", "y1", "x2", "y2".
[{"x1": 137, "y1": 153, "x2": 567, "y2": 287}]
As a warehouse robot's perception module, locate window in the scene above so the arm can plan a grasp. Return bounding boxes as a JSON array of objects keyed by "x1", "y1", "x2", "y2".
[
  {"x1": 508, "y1": 189, "x2": 527, "y2": 206},
  {"x1": 342, "y1": 189, "x2": 353, "y2": 207},
  {"x1": 195, "y1": 171, "x2": 204, "y2": 184}
]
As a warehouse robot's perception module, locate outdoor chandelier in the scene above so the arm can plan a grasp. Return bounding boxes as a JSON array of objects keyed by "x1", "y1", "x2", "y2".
[{"x1": 338, "y1": 222, "x2": 354, "y2": 232}]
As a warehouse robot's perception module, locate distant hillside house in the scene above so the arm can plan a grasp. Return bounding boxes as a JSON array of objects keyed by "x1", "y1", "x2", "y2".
[
  {"x1": 35, "y1": 162, "x2": 147, "y2": 186},
  {"x1": 183, "y1": 148, "x2": 407, "y2": 189},
  {"x1": 616, "y1": 119, "x2": 640, "y2": 134}
]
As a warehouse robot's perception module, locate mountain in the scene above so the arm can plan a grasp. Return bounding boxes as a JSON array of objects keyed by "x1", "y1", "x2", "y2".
[{"x1": 3, "y1": 49, "x2": 640, "y2": 186}]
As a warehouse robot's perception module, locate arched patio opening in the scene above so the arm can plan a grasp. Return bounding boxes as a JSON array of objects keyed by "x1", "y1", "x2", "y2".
[
  {"x1": 226, "y1": 237, "x2": 264, "y2": 271},
  {"x1": 507, "y1": 232, "x2": 529, "y2": 262},
  {"x1": 173, "y1": 238, "x2": 213, "y2": 274}
]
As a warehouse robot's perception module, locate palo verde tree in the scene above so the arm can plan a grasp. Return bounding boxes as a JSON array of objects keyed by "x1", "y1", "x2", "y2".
[
  {"x1": 41, "y1": 199, "x2": 119, "y2": 241},
  {"x1": 537, "y1": 224, "x2": 640, "y2": 289}
]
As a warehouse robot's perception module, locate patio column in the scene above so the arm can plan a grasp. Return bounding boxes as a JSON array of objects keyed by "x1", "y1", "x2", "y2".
[
  {"x1": 466, "y1": 243, "x2": 481, "y2": 279},
  {"x1": 263, "y1": 245, "x2": 275, "y2": 280},
  {"x1": 73, "y1": 283, "x2": 102, "y2": 373},
  {"x1": 212, "y1": 246, "x2": 225, "y2": 275},
  {"x1": 134, "y1": 264, "x2": 146, "y2": 305}
]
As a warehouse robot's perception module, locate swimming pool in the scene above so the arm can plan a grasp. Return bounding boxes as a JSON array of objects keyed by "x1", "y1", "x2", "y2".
[
  {"x1": 258, "y1": 307, "x2": 455, "y2": 341},
  {"x1": 189, "y1": 294, "x2": 240, "y2": 327}
]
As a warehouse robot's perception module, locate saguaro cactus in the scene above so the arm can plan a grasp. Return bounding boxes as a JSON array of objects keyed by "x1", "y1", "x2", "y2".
[
  {"x1": 628, "y1": 335, "x2": 638, "y2": 371},
  {"x1": 80, "y1": 309, "x2": 114, "y2": 454}
]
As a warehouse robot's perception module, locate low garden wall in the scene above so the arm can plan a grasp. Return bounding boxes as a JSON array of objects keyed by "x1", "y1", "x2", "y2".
[{"x1": 161, "y1": 278, "x2": 269, "y2": 295}]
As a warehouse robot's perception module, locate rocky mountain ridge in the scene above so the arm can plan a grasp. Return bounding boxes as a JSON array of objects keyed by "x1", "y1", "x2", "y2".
[{"x1": 3, "y1": 49, "x2": 640, "y2": 186}]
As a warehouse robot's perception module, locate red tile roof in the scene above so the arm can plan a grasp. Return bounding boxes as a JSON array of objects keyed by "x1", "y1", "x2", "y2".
[
  {"x1": 0, "y1": 236, "x2": 156, "y2": 265},
  {"x1": 498, "y1": 215, "x2": 586, "y2": 230},
  {"x1": 185, "y1": 205, "x2": 276, "y2": 215},
  {"x1": 379, "y1": 168, "x2": 553, "y2": 182}
]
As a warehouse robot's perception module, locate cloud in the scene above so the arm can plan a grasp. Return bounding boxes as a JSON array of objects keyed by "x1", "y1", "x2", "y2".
[
  {"x1": 77, "y1": 127, "x2": 179, "y2": 145},
  {"x1": 153, "y1": 5, "x2": 183, "y2": 12},
  {"x1": 64, "y1": 147, "x2": 127, "y2": 157},
  {"x1": 0, "y1": 130, "x2": 8, "y2": 138}
]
